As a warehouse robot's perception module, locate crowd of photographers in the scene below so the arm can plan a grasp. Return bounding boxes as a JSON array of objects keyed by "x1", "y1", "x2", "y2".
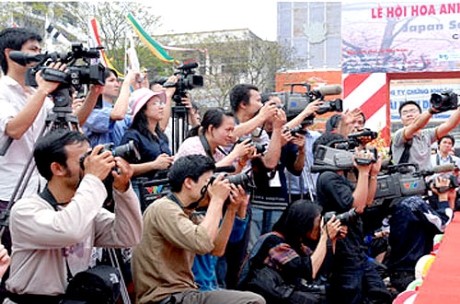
[{"x1": 0, "y1": 26, "x2": 457, "y2": 304}]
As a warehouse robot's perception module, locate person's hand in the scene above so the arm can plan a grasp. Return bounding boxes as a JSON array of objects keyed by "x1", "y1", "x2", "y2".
[
  {"x1": 322, "y1": 215, "x2": 341, "y2": 240},
  {"x1": 111, "y1": 157, "x2": 134, "y2": 192},
  {"x1": 281, "y1": 128, "x2": 294, "y2": 146},
  {"x1": 71, "y1": 97, "x2": 84, "y2": 114},
  {"x1": 303, "y1": 99, "x2": 323, "y2": 116},
  {"x1": 164, "y1": 75, "x2": 178, "y2": 99},
  {"x1": 340, "y1": 108, "x2": 362, "y2": 135},
  {"x1": 337, "y1": 225, "x2": 348, "y2": 239},
  {"x1": 152, "y1": 153, "x2": 174, "y2": 170},
  {"x1": 124, "y1": 69, "x2": 140, "y2": 87},
  {"x1": 291, "y1": 133, "x2": 306, "y2": 149},
  {"x1": 258, "y1": 101, "x2": 278, "y2": 122},
  {"x1": 36, "y1": 61, "x2": 67, "y2": 95},
  {"x1": 369, "y1": 151, "x2": 382, "y2": 177},
  {"x1": 207, "y1": 174, "x2": 231, "y2": 203},
  {"x1": 430, "y1": 175, "x2": 451, "y2": 196},
  {"x1": 353, "y1": 149, "x2": 373, "y2": 174},
  {"x1": 0, "y1": 244, "x2": 10, "y2": 279},
  {"x1": 82, "y1": 145, "x2": 115, "y2": 181},
  {"x1": 272, "y1": 108, "x2": 287, "y2": 130},
  {"x1": 227, "y1": 184, "x2": 246, "y2": 212},
  {"x1": 232, "y1": 138, "x2": 255, "y2": 159}
]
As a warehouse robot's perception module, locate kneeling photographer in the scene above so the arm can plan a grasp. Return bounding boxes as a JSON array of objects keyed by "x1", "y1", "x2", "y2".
[
  {"x1": 314, "y1": 132, "x2": 391, "y2": 304},
  {"x1": 5, "y1": 130, "x2": 142, "y2": 304}
]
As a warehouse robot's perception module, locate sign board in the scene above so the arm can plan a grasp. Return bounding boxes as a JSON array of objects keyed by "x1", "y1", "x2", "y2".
[
  {"x1": 390, "y1": 78, "x2": 460, "y2": 121},
  {"x1": 342, "y1": 2, "x2": 460, "y2": 74}
]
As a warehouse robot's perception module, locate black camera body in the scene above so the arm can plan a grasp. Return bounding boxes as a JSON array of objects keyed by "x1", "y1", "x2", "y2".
[
  {"x1": 163, "y1": 62, "x2": 204, "y2": 105},
  {"x1": 26, "y1": 43, "x2": 105, "y2": 91},
  {"x1": 211, "y1": 171, "x2": 255, "y2": 192},
  {"x1": 323, "y1": 208, "x2": 358, "y2": 226},
  {"x1": 80, "y1": 140, "x2": 141, "y2": 171},
  {"x1": 430, "y1": 90, "x2": 458, "y2": 113},
  {"x1": 289, "y1": 126, "x2": 308, "y2": 137}
]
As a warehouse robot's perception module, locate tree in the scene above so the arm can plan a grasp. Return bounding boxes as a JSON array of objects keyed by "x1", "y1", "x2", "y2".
[{"x1": 162, "y1": 30, "x2": 294, "y2": 108}]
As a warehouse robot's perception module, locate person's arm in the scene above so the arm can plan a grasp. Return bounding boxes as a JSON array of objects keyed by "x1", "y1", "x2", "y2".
[
  {"x1": 93, "y1": 158, "x2": 143, "y2": 247},
  {"x1": 210, "y1": 185, "x2": 244, "y2": 256},
  {"x1": 199, "y1": 175, "x2": 230, "y2": 241},
  {"x1": 261, "y1": 111, "x2": 285, "y2": 169},
  {"x1": 75, "y1": 85, "x2": 103, "y2": 125},
  {"x1": 0, "y1": 244, "x2": 10, "y2": 279},
  {"x1": 291, "y1": 135, "x2": 306, "y2": 173},
  {"x1": 130, "y1": 154, "x2": 173, "y2": 177},
  {"x1": 435, "y1": 107, "x2": 460, "y2": 139},
  {"x1": 285, "y1": 100, "x2": 322, "y2": 129},
  {"x1": 110, "y1": 70, "x2": 137, "y2": 121},
  {"x1": 352, "y1": 150, "x2": 373, "y2": 213},
  {"x1": 309, "y1": 217, "x2": 340, "y2": 278},
  {"x1": 5, "y1": 63, "x2": 65, "y2": 139},
  {"x1": 366, "y1": 154, "x2": 382, "y2": 206},
  {"x1": 402, "y1": 111, "x2": 432, "y2": 141},
  {"x1": 159, "y1": 75, "x2": 177, "y2": 132},
  {"x1": 233, "y1": 101, "x2": 278, "y2": 138}
]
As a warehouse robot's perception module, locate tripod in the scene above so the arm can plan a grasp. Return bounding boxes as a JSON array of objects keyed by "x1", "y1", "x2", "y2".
[
  {"x1": 170, "y1": 104, "x2": 189, "y2": 154},
  {"x1": 0, "y1": 84, "x2": 132, "y2": 304}
]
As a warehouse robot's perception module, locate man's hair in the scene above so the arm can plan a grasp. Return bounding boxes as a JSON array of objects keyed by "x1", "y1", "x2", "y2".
[
  {"x1": 229, "y1": 84, "x2": 259, "y2": 113},
  {"x1": 0, "y1": 27, "x2": 42, "y2": 74},
  {"x1": 398, "y1": 100, "x2": 422, "y2": 115},
  {"x1": 34, "y1": 130, "x2": 89, "y2": 181},
  {"x1": 168, "y1": 155, "x2": 216, "y2": 192},
  {"x1": 438, "y1": 134, "x2": 455, "y2": 147},
  {"x1": 313, "y1": 132, "x2": 346, "y2": 156}
]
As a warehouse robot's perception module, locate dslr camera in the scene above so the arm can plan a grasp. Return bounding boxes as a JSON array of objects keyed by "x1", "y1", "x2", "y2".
[
  {"x1": 430, "y1": 90, "x2": 458, "y2": 113},
  {"x1": 210, "y1": 170, "x2": 255, "y2": 193},
  {"x1": 163, "y1": 62, "x2": 204, "y2": 105},
  {"x1": 323, "y1": 208, "x2": 358, "y2": 226},
  {"x1": 80, "y1": 140, "x2": 141, "y2": 171}
]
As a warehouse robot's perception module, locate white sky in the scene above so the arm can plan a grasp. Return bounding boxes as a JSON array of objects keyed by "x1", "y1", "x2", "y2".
[{"x1": 143, "y1": 0, "x2": 280, "y2": 41}]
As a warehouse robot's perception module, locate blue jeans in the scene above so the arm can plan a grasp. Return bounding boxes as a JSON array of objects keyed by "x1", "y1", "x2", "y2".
[{"x1": 248, "y1": 207, "x2": 283, "y2": 252}]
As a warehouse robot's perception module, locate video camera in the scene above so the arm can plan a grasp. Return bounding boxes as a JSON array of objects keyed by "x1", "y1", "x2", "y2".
[
  {"x1": 11, "y1": 43, "x2": 105, "y2": 90},
  {"x1": 312, "y1": 141, "x2": 377, "y2": 172},
  {"x1": 280, "y1": 83, "x2": 343, "y2": 123},
  {"x1": 163, "y1": 62, "x2": 204, "y2": 105},
  {"x1": 374, "y1": 163, "x2": 458, "y2": 200},
  {"x1": 347, "y1": 128, "x2": 378, "y2": 147},
  {"x1": 430, "y1": 90, "x2": 458, "y2": 113}
]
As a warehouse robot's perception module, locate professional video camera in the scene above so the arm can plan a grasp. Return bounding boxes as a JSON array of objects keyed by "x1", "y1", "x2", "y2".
[
  {"x1": 312, "y1": 141, "x2": 377, "y2": 172},
  {"x1": 374, "y1": 163, "x2": 457, "y2": 200},
  {"x1": 323, "y1": 208, "x2": 358, "y2": 226},
  {"x1": 163, "y1": 62, "x2": 204, "y2": 104},
  {"x1": 280, "y1": 83, "x2": 343, "y2": 122},
  {"x1": 347, "y1": 128, "x2": 378, "y2": 147},
  {"x1": 289, "y1": 125, "x2": 308, "y2": 137},
  {"x1": 430, "y1": 90, "x2": 458, "y2": 113},
  {"x1": 11, "y1": 43, "x2": 105, "y2": 89}
]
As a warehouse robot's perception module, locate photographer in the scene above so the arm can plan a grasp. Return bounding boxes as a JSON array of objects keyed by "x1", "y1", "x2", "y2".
[
  {"x1": 119, "y1": 88, "x2": 174, "y2": 209},
  {"x1": 0, "y1": 27, "x2": 102, "y2": 204},
  {"x1": 315, "y1": 133, "x2": 391, "y2": 304},
  {"x1": 82, "y1": 68, "x2": 140, "y2": 147},
  {"x1": 392, "y1": 100, "x2": 460, "y2": 170},
  {"x1": 4, "y1": 130, "x2": 142, "y2": 303},
  {"x1": 132, "y1": 154, "x2": 265, "y2": 304},
  {"x1": 240, "y1": 201, "x2": 342, "y2": 304},
  {"x1": 387, "y1": 176, "x2": 452, "y2": 292}
]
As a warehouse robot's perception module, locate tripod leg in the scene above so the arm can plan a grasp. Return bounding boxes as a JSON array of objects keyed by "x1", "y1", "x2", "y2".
[{"x1": 108, "y1": 248, "x2": 132, "y2": 304}]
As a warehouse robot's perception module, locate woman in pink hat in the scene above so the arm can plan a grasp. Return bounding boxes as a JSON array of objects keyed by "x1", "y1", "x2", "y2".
[{"x1": 120, "y1": 88, "x2": 174, "y2": 211}]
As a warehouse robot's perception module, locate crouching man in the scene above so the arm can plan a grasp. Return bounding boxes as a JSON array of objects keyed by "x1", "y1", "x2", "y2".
[
  {"x1": 5, "y1": 130, "x2": 143, "y2": 303},
  {"x1": 132, "y1": 154, "x2": 265, "y2": 304}
]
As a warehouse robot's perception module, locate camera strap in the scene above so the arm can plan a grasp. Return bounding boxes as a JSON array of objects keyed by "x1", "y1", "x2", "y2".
[
  {"x1": 199, "y1": 134, "x2": 227, "y2": 161},
  {"x1": 398, "y1": 140, "x2": 412, "y2": 164},
  {"x1": 38, "y1": 185, "x2": 74, "y2": 282}
]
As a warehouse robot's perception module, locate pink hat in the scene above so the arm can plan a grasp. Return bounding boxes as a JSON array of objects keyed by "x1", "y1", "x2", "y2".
[{"x1": 130, "y1": 88, "x2": 166, "y2": 119}]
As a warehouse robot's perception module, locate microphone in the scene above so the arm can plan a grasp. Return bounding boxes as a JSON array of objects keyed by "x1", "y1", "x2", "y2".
[
  {"x1": 9, "y1": 51, "x2": 45, "y2": 66},
  {"x1": 420, "y1": 163, "x2": 456, "y2": 176},
  {"x1": 311, "y1": 85, "x2": 342, "y2": 98},
  {"x1": 177, "y1": 62, "x2": 198, "y2": 70}
]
